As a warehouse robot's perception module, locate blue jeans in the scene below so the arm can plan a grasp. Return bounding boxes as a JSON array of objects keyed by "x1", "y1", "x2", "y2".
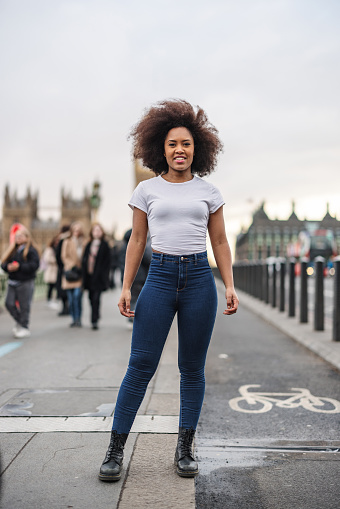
[
  {"x1": 112, "y1": 251, "x2": 218, "y2": 433},
  {"x1": 66, "y1": 287, "x2": 82, "y2": 323}
]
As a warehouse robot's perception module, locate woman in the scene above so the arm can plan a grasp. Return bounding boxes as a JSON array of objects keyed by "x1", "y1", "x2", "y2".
[
  {"x1": 61, "y1": 222, "x2": 84, "y2": 327},
  {"x1": 82, "y1": 223, "x2": 111, "y2": 330},
  {"x1": 99, "y1": 99, "x2": 239, "y2": 482},
  {"x1": 1, "y1": 227, "x2": 40, "y2": 338},
  {"x1": 55, "y1": 225, "x2": 71, "y2": 316},
  {"x1": 42, "y1": 236, "x2": 59, "y2": 307}
]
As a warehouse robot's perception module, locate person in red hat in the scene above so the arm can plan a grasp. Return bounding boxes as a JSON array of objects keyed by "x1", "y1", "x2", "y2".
[{"x1": 1, "y1": 226, "x2": 40, "y2": 338}]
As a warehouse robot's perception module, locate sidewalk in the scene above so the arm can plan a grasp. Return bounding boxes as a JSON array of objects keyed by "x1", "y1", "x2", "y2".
[{"x1": 0, "y1": 288, "x2": 195, "y2": 509}]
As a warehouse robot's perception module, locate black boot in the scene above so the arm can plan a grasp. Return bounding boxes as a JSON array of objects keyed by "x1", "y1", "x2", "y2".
[
  {"x1": 174, "y1": 427, "x2": 199, "y2": 477},
  {"x1": 99, "y1": 430, "x2": 128, "y2": 482}
]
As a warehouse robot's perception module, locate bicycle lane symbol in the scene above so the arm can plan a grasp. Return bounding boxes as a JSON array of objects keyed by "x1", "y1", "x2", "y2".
[{"x1": 229, "y1": 385, "x2": 340, "y2": 414}]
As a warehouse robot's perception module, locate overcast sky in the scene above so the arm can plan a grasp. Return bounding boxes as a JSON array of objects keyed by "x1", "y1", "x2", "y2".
[{"x1": 1, "y1": 0, "x2": 339, "y2": 251}]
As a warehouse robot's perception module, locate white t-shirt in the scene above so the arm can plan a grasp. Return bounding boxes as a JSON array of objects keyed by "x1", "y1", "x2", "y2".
[{"x1": 128, "y1": 175, "x2": 224, "y2": 255}]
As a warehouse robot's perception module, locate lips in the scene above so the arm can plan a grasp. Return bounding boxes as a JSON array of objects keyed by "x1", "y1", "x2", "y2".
[{"x1": 174, "y1": 157, "x2": 186, "y2": 161}]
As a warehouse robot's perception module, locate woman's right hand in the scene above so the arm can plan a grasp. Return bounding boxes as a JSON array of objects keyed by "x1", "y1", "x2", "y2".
[
  {"x1": 7, "y1": 261, "x2": 20, "y2": 272},
  {"x1": 118, "y1": 289, "x2": 135, "y2": 317}
]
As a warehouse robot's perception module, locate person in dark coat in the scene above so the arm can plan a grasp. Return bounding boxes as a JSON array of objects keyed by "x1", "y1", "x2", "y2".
[
  {"x1": 1, "y1": 226, "x2": 40, "y2": 338},
  {"x1": 109, "y1": 241, "x2": 121, "y2": 289},
  {"x1": 55, "y1": 225, "x2": 71, "y2": 316},
  {"x1": 82, "y1": 223, "x2": 111, "y2": 330}
]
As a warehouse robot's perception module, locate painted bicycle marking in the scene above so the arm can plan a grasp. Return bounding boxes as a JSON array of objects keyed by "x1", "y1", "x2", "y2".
[{"x1": 229, "y1": 385, "x2": 340, "y2": 414}]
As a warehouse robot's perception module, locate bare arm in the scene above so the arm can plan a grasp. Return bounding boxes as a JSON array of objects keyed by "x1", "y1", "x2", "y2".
[
  {"x1": 208, "y1": 207, "x2": 239, "y2": 315},
  {"x1": 118, "y1": 207, "x2": 148, "y2": 317}
]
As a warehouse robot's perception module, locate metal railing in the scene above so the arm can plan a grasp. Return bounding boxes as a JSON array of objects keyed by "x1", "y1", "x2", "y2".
[{"x1": 232, "y1": 257, "x2": 340, "y2": 342}]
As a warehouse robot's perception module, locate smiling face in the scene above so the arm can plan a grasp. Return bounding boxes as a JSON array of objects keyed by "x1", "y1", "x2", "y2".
[
  {"x1": 15, "y1": 230, "x2": 28, "y2": 245},
  {"x1": 164, "y1": 127, "x2": 194, "y2": 176}
]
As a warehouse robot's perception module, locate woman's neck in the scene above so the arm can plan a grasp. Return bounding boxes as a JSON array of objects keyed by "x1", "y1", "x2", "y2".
[{"x1": 162, "y1": 168, "x2": 194, "y2": 183}]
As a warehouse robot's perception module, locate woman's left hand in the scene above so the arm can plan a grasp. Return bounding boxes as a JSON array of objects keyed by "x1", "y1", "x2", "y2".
[{"x1": 224, "y1": 287, "x2": 239, "y2": 315}]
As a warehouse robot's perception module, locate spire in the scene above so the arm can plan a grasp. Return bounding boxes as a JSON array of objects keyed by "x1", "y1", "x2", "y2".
[
  {"x1": 253, "y1": 201, "x2": 268, "y2": 221},
  {"x1": 4, "y1": 184, "x2": 10, "y2": 204},
  {"x1": 322, "y1": 202, "x2": 334, "y2": 222},
  {"x1": 289, "y1": 200, "x2": 299, "y2": 221}
]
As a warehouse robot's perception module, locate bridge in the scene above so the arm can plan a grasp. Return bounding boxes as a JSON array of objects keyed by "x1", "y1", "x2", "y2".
[{"x1": 0, "y1": 278, "x2": 339, "y2": 508}]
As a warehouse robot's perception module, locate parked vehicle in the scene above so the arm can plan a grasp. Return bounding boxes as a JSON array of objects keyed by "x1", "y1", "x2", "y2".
[{"x1": 287, "y1": 229, "x2": 337, "y2": 276}]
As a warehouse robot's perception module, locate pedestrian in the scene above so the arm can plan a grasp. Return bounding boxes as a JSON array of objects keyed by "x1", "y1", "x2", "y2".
[
  {"x1": 120, "y1": 228, "x2": 152, "y2": 328},
  {"x1": 41, "y1": 236, "x2": 59, "y2": 308},
  {"x1": 99, "y1": 99, "x2": 239, "y2": 482},
  {"x1": 55, "y1": 225, "x2": 71, "y2": 316},
  {"x1": 82, "y1": 223, "x2": 111, "y2": 330},
  {"x1": 1, "y1": 226, "x2": 40, "y2": 338},
  {"x1": 109, "y1": 240, "x2": 121, "y2": 289},
  {"x1": 61, "y1": 221, "x2": 85, "y2": 327}
]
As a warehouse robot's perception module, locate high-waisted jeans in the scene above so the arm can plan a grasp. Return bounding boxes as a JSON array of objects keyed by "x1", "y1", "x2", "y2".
[{"x1": 112, "y1": 251, "x2": 218, "y2": 434}]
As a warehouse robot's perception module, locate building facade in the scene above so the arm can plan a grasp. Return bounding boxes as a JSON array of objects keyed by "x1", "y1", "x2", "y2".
[
  {"x1": 0, "y1": 185, "x2": 94, "y2": 255},
  {"x1": 235, "y1": 201, "x2": 340, "y2": 261}
]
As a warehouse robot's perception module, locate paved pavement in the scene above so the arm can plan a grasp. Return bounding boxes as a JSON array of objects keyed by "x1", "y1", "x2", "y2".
[
  {"x1": 233, "y1": 285, "x2": 340, "y2": 373},
  {"x1": 0, "y1": 279, "x2": 339, "y2": 508},
  {"x1": 197, "y1": 281, "x2": 340, "y2": 508}
]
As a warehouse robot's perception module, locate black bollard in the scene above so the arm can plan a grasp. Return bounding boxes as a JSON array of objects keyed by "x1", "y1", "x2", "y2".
[
  {"x1": 264, "y1": 261, "x2": 269, "y2": 304},
  {"x1": 255, "y1": 262, "x2": 261, "y2": 299},
  {"x1": 288, "y1": 259, "x2": 296, "y2": 317},
  {"x1": 246, "y1": 263, "x2": 251, "y2": 295},
  {"x1": 272, "y1": 260, "x2": 277, "y2": 308},
  {"x1": 332, "y1": 256, "x2": 340, "y2": 341},
  {"x1": 279, "y1": 259, "x2": 286, "y2": 312},
  {"x1": 248, "y1": 262, "x2": 253, "y2": 296},
  {"x1": 253, "y1": 262, "x2": 258, "y2": 298},
  {"x1": 241, "y1": 262, "x2": 245, "y2": 292},
  {"x1": 314, "y1": 256, "x2": 324, "y2": 331},
  {"x1": 251, "y1": 262, "x2": 256, "y2": 297},
  {"x1": 258, "y1": 262, "x2": 264, "y2": 301},
  {"x1": 252, "y1": 262, "x2": 257, "y2": 297},
  {"x1": 255, "y1": 262, "x2": 260, "y2": 299},
  {"x1": 300, "y1": 258, "x2": 308, "y2": 323}
]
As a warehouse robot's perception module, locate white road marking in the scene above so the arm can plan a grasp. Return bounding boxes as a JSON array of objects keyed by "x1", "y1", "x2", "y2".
[
  {"x1": 0, "y1": 414, "x2": 179, "y2": 433},
  {"x1": 229, "y1": 385, "x2": 340, "y2": 414}
]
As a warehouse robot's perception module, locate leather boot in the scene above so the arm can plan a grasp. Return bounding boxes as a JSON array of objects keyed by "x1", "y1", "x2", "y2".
[
  {"x1": 174, "y1": 427, "x2": 199, "y2": 477},
  {"x1": 99, "y1": 430, "x2": 128, "y2": 482}
]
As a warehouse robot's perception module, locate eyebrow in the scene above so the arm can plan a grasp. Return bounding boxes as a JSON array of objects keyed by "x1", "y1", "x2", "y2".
[{"x1": 167, "y1": 139, "x2": 192, "y2": 142}]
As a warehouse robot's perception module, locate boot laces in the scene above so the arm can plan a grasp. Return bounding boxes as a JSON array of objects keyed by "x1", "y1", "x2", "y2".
[
  {"x1": 179, "y1": 428, "x2": 195, "y2": 457},
  {"x1": 106, "y1": 431, "x2": 125, "y2": 461}
]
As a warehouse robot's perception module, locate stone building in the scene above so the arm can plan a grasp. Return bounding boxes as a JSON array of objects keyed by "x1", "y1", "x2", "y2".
[
  {"x1": 0, "y1": 185, "x2": 94, "y2": 255},
  {"x1": 235, "y1": 201, "x2": 340, "y2": 261},
  {"x1": 60, "y1": 188, "x2": 92, "y2": 233}
]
